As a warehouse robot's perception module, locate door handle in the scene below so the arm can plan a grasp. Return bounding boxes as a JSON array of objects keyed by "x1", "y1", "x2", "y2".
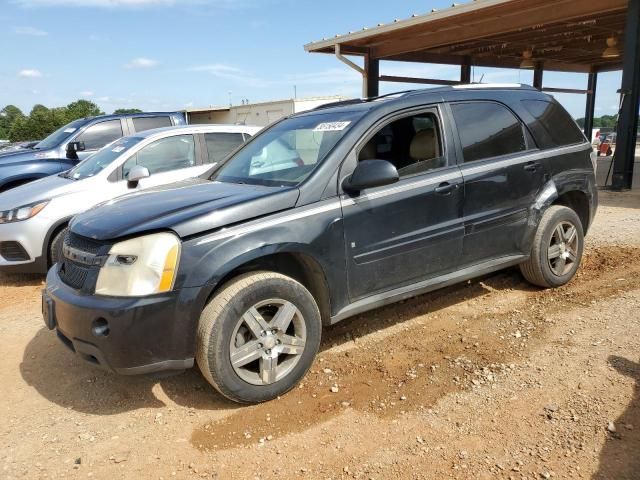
[
  {"x1": 524, "y1": 161, "x2": 539, "y2": 172},
  {"x1": 435, "y1": 182, "x2": 454, "y2": 195}
]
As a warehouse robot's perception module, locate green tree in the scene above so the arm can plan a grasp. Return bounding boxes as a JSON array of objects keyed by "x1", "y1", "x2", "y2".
[
  {"x1": 575, "y1": 114, "x2": 625, "y2": 130},
  {"x1": 0, "y1": 105, "x2": 24, "y2": 140},
  {"x1": 66, "y1": 100, "x2": 103, "y2": 121},
  {"x1": 8, "y1": 105, "x2": 69, "y2": 142},
  {"x1": 113, "y1": 108, "x2": 143, "y2": 114}
]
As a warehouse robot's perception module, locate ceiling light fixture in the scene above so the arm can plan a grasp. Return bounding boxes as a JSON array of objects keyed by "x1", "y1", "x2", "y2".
[
  {"x1": 520, "y1": 50, "x2": 534, "y2": 69},
  {"x1": 602, "y1": 36, "x2": 620, "y2": 58}
]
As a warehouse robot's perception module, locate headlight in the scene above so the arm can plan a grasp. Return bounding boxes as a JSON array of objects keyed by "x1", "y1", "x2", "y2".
[
  {"x1": 95, "y1": 232, "x2": 181, "y2": 297},
  {"x1": 0, "y1": 200, "x2": 49, "y2": 224}
]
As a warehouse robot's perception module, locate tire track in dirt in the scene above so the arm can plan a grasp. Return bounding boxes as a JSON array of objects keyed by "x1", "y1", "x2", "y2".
[{"x1": 191, "y1": 246, "x2": 640, "y2": 451}]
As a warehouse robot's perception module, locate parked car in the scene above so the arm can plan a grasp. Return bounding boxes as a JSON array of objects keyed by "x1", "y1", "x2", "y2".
[
  {"x1": 42, "y1": 85, "x2": 597, "y2": 403},
  {"x1": 598, "y1": 133, "x2": 616, "y2": 156},
  {"x1": 0, "y1": 124, "x2": 259, "y2": 273},
  {"x1": 0, "y1": 112, "x2": 186, "y2": 192}
]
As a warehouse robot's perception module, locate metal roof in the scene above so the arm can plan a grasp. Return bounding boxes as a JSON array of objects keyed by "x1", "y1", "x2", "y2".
[{"x1": 305, "y1": 0, "x2": 628, "y2": 73}]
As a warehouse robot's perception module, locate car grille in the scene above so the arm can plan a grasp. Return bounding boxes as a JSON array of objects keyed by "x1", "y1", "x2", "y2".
[
  {"x1": 59, "y1": 260, "x2": 91, "y2": 290},
  {"x1": 64, "y1": 231, "x2": 107, "y2": 255},
  {"x1": 0, "y1": 241, "x2": 30, "y2": 262},
  {"x1": 58, "y1": 232, "x2": 111, "y2": 291}
]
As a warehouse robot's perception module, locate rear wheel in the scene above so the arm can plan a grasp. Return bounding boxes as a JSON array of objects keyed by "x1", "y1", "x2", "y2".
[
  {"x1": 196, "y1": 271, "x2": 322, "y2": 403},
  {"x1": 520, "y1": 206, "x2": 584, "y2": 288}
]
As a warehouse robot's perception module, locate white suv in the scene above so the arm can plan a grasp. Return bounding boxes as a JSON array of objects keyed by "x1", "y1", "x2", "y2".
[{"x1": 0, "y1": 124, "x2": 260, "y2": 273}]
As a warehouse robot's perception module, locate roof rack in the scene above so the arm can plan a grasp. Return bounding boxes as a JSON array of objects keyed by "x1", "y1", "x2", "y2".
[
  {"x1": 452, "y1": 83, "x2": 535, "y2": 90},
  {"x1": 312, "y1": 89, "x2": 420, "y2": 111},
  {"x1": 312, "y1": 84, "x2": 536, "y2": 112}
]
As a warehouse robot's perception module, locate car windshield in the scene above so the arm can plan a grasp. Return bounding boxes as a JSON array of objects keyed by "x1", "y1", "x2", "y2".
[
  {"x1": 35, "y1": 119, "x2": 88, "y2": 150},
  {"x1": 66, "y1": 136, "x2": 144, "y2": 180},
  {"x1": 211, "y1": 110, "x2": 364, "y2": 187}
]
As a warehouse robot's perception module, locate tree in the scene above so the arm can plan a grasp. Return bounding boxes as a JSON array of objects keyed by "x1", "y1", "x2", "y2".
[
  {"x1": 0, "y1": 105, "x2": 24, "y2": 140},
  {"x1": 113, "y1": 108, "x2": 143, "y2": 114},
  {"x1": 66, "y1": 100, "x2": 103, "y2": 121},
  {"x1": 3, "y1": 99, "x2": 104, "y2": 142},
  {"x1": 575, "y1": 114, "x2": 623, "y2": 129},
  {"x1": 8, "y1": 105, "x2": 68, "y2": 142}
]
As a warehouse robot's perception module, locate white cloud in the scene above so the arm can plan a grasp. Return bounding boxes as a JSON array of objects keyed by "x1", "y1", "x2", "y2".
[
  {"x1": 14, "y1": 26, "x2": 48, "y2": 36},
  {"x1": 80, "y1": 91, "x2": 94, "y2": 97},
  {"x1": 191, "y1": 64, "x2": 243, "y2": 75},
  {"x1": 18, "y1": 69, "x2": 42, "y2": 78},
  {"x1": 190, "y1": 64, "x2": 269, "y2": 88},
  {"x1": 125, "y1": 57, "x2": 159, "y2": 69},
  {"x1": 285, "y1": 68, "x2": 361, "y2": 86},
  {"x1": 14, "y1": 0, "x2": 250, "y2": 7}
]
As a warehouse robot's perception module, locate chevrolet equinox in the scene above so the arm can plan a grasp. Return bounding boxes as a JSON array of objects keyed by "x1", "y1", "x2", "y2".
[{"x1": 42, "y1": 85, "x2": 598, "y2": 403}]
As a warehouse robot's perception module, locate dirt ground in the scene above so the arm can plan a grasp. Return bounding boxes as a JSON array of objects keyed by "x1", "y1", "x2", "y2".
[{"x1": 1, "y1": 189, "x2": 640, "y2": 480}]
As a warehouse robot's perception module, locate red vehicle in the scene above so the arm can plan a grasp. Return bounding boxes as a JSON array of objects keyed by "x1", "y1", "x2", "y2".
[{"x1": 598, "y1": 133, "x2": 616, "y2": 156}]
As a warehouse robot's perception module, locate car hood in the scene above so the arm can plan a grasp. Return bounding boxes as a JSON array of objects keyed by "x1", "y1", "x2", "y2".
[
  {"x1": 0, "y1": 174, "x2": 77, "y2": 210},
  {"x1": 70, "y1": 178, "x2": 301, "y2": 240},
  {"x1": 0, "y1": 148, "x2": 56, "y2": 163}
]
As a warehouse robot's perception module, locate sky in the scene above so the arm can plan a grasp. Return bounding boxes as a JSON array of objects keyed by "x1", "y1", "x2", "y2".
[{"x1": 0, "y1": 0, "x2": 625, "y2": 119}]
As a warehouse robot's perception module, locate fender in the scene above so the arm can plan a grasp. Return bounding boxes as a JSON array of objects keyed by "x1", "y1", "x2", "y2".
[
  {"x1": 179, "y1": 201, "x2": 348, "y2": 316},
  {"x1": 0, "y1": 160, "x2": 72, "y2": 191},
  {"x1": 0, "y1": 173, "x2": 50, "y2": 191},
  {"x1": 523, "y1": 169, "x2": 596, "y2": 253}
]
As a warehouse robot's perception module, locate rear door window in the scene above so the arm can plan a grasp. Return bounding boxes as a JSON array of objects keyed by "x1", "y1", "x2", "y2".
[
  {"x1": 204, "y1": 132, "x2": 245, "y2": 164},
  {"x1": 450, "y1": 102, "x2": 527, "y2": 163},
  {"x1": 132, "y1": 116, "x2": 172, "y2": 133},
  {"x1": 122, "y1": 134, "x2": 196, "y2": 177},
  {"x1": 521, "y1": 100, "x2": 585, "y2": 148},
  {"x1": 76, "y1": 119, "x2": 123, "y2": 151}
]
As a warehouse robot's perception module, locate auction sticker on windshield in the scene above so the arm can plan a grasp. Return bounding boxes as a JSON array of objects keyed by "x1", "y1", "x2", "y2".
[{"x1": 313, "y1": 121, "x2": 351, "y2": 132}]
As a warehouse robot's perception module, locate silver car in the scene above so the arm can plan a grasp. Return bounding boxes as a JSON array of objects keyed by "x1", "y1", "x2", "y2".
[{"x1": 0, "y1": 124, "x2": 260, "y2": 273}]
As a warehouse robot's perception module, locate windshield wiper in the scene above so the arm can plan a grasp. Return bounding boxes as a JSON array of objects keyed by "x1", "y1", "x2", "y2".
[{"x1": 59, "y1": 171, "x2": 77, "y2": 180}]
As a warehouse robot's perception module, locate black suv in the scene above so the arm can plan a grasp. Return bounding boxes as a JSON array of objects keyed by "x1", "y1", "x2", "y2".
[{"x1": 42, "y1": 85, "x2": 597, "y2": 403}]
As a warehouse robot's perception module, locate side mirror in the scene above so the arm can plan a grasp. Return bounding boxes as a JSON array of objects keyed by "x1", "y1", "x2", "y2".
[
  {"x1": 66, "y1": 141, "x2": 85, "y2": 160},
  {"x1": 126, "y1": 165, "x2": 150, "y2": 188},
  {"x1": 343, "y1": 159, "x2": 399, "y2": 193}
]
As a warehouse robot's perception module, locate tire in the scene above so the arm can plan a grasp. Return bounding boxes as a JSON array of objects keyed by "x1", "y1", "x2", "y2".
[
  {"x1": 196, "y1": 271, "x2": 322, "y2": 404},
  {"x1": 520, "y1": 205, "x2": 584, "y2": 288},
  {"x1": 607, "y1": 148, "x2": 612, "y2": 156},
  {"x1": 48, "y1": 227, "x2": 68, "y2": 267}
]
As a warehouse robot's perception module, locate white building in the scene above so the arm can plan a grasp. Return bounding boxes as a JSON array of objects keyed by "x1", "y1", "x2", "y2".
[{"x1": 185, "y1": 96, "x2": 349, "y2": 127}]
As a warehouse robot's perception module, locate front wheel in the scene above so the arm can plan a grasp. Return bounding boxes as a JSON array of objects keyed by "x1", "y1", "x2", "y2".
[
  {"x1": 48, "y1": 227, "x2": 68, "y2": 267},
  {"x1": 520, "y1": 205, "x2": 584, "y2": 288},
  {"x1": 196, "y1": 271, "x2": 322, "y2": 403}
]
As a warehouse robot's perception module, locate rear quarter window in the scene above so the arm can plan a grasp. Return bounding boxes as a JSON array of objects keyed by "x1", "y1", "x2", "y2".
[
  {"x1": 520, "y1": 100, "x2": 585, "y2": 149},
  {"x1": 132, "y1": 116, "x2": 173, "y2": 133}
]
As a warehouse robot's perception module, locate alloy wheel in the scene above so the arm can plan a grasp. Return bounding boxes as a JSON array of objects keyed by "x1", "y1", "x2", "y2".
[
  {"x1": 547, "y1": 221, "x2": 580, "y2": 276},
  {"x1": 229, "y1": 298, "x2": 307, "y2": 385}
]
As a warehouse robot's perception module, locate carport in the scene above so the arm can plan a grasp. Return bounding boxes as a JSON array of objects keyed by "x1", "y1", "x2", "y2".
[{"x1": 304, "y1": 0, "x2": 640, "y2": 190}]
